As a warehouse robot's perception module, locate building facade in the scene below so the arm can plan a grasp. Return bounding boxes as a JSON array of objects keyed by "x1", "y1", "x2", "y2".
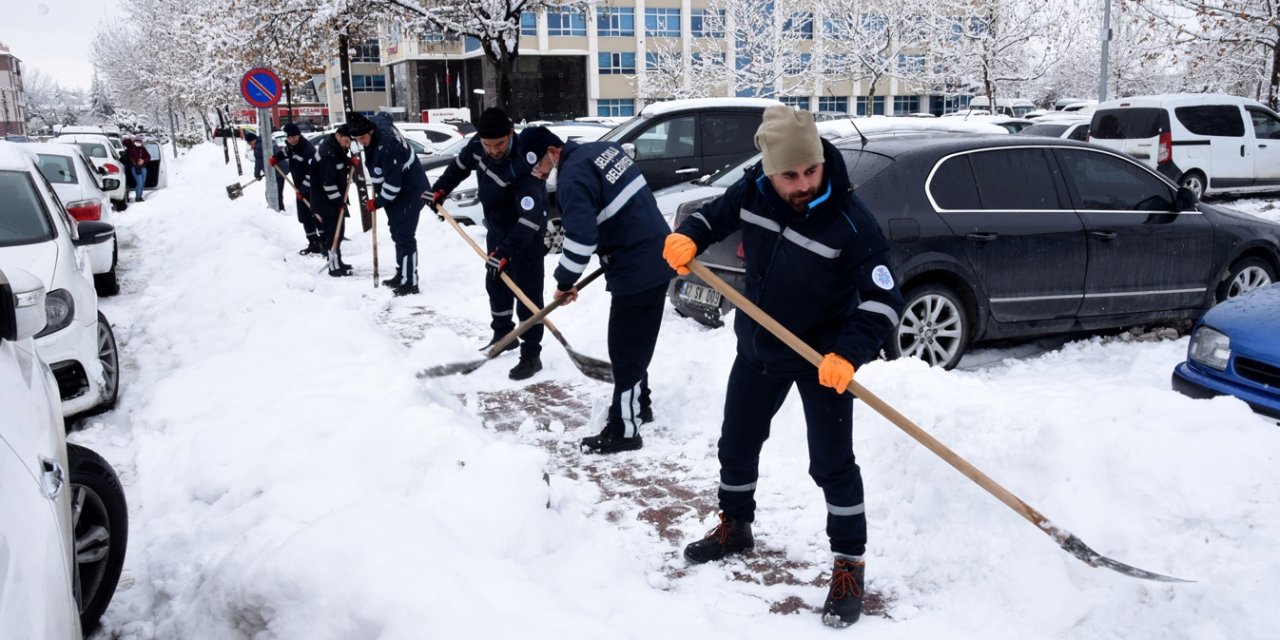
[{"x1": 0, "y1": 43, "x2": 27, "y2": 137}]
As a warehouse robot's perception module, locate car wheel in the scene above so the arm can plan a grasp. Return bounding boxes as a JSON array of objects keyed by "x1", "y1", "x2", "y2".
[
  {"x1": 1217, "y1": 257, "x2": 1276, "y2": 302},
  {"x1": 94, "y1": 239, "x2": 120, "y2": 297},
  {"x1": 112, "y1": 198, "x2": 128, "y2": 212},
  {"x1": 67, "y1": 443, "x2": 128, "y2": 636},
  {"x1": 85, "y1": 312, "x2": 120, "y2": 415},
  {"x1": 886, "y1": 283, "x2": 971, "y2": 370},
  {"x1": 1179, "y1": 170, "x2": 1207, "y2": 200},
  {"x1": 544, "y1": 218, "x2": 565, "y2": 255}
]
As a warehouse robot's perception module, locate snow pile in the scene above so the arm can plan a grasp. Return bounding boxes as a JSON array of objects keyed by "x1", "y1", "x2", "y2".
[{"x1": 75, "y1": 143, "x2": 1280, "y2": 639}]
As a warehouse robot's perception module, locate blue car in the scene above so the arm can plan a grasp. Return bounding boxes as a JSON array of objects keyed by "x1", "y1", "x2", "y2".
[{"x1": 1173, "y1": 283, "x2": 1280, "y2": 420}]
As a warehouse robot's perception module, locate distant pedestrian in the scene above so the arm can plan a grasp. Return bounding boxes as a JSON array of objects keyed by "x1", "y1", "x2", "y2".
[
  {"x1": 246, "y1": 131, "x2": 287, "y2": 212},
  {"x1": 124, "y1": 135, "x2": 151, "y2": 202}
]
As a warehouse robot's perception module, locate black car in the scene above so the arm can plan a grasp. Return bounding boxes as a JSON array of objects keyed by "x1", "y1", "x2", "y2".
[{"x1": 669, "y1": 135, "x2": 1280, "y2": 368}]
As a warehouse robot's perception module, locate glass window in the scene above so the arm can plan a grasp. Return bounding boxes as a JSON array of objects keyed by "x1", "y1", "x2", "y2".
[
  {"x1": 1090, "y1": 108, "x2": 1169, "y2": 139},
  {"x1": 1067, "y1": 124, "x2": 1090, "y2": 141},
  {"x1": 36, "y1": 154, "x2": 77, "y2": 184},
  {"x1": 632, "y1": 115, "x2": 696, "y2": 160},
  {"x1": 645, "y1": 8, "x2": 681, "y2": 37},
  {"x1": 76, "y1": 142, "x2": 108, "y2": 158},
  {"x1": 1019, "y1": 123, "x2": 1068, "y2": 137},
  {"x1": 785, "y1": 13, "x2": 813, "y2": 39},
  {"x1": 352, "y1": 75, "x2": 387, "y2": 92},
  {"x1": 779, "y1": 96, "x2": 809, "y2": 109},
  {"x1": 646, "y1": 51, "x2": 681, "y2": 71},
  {"x1": 896, "y1": 54, "x2": 925, "y2": 75},
  {"x1": 929, "y1": 155, "x2": 981, "y2": 209},
  {"x1": 351, "y1": 39, "x2": 380, "y2": 63},
  {"x1": 785, "y1": 53, "x2": 812, "y2": 75},
  {"x1": 1175, "y1": 105, "x2": 1245, "y2": 137},
  {"x1": 856, "y1": 96, "x2": 885, "y2": 116},
  {"x1": 598, "y1": 99, "x2": 636, "y2": 117},
  {"x1": 701, "y1": 114, "x2": 760, "y2": 157},
  {"x1": 818, "y1": 97, "x2": 849, "y2": 113},
  {"x1": 520, "y1": 11, "x2": 538, "y2": 36},
  {"x1": 893, "y1": 95, "x2": 920, "y2": 115},
  {"x1": 597, "y1": 7, "x2": 635, "y2": 37},
  {"x1": 692, "y1": 9, "x2": 725, "y2": 37},
  {"x1": 547, "y1": 8, "x2": 586, "y2": 36},
  {"x1": 598, "y1": 52, "x2": 636, "y2": 75},
  {"x1": 968, "y1": 149, "x2": 1061, "y2": 210},
  {"x1": 1056, "y1": 149, "x2": 1175, "y2": 211},
  {"x1": 0, "y1": 171, "x2": 56, "y2": 247},
  {"x1": 1247, "y1": 108, "x2": 1280, "y2": 140},
  {"x1": 691, "y1": 51, "x2": 725, "y2": 65}
]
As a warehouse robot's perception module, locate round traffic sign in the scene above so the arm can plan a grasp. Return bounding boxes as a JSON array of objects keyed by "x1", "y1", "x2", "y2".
[{"x1": 241, "y1": 68, "x2": 282, "y2": 108}]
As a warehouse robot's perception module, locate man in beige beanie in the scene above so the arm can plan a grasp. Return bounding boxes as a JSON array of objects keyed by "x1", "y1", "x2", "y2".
[{"x1": 662, "y1": 105, "x2": 904, "y2": 628}]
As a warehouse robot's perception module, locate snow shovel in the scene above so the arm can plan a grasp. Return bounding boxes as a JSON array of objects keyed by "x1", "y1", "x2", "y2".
[
  {"x1": 418, "y1": 266, "x2": 606, "y2": 379},
  {"x1": 685, "y1": 259, "x2": 1190, "y2": 583},
  {"x1": 355, "y1": 151, "x2": 378, "y2": 286},
  {"x1": 437, "y1": 205, "x2": 612, "y2": 383},
  {"x1": 272, "y1": 165, "x2": 324, "y2": 227},
  {"x1": 225, "y1": 176, "x2": 260, "y2": 200}
]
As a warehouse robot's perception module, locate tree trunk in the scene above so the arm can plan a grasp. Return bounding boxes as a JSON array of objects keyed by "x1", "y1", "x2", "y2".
[
  {"x1": 497, "y1": 54, "x2": 515, "y2": 113},
  {"x1": 1269, "y1": 34, "x2": 1280, "y2": 111}
]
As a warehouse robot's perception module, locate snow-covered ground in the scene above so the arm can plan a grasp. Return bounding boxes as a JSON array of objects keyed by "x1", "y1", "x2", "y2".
[{"x1": 74, "y1": 143, "x2": 1280, "y2": 639}]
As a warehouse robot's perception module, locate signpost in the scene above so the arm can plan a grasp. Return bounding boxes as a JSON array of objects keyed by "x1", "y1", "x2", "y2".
[{"x1": 240, "y1": 67, "x2": 282, "y2": 211}]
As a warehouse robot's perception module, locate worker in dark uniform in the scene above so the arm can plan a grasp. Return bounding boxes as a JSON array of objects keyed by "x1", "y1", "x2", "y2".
[
  {"x1": 665, "y1": 106, "x2": 905, "y2": 629},
  {"x1": 530, "y1": 128, "x2": 675, "y2": 454},
  {"x1": 309, "y1": 124, "x2": 356, "y2": 277},
  {"x1": 277, "y1": 122, "x2": 322, "y2": 255},
  {"x1": 247, "y1": 130, "x2": 287, "y2": 212},
  {"x1": 347, "y1": 112, "x2": 430, "y2": 296}
]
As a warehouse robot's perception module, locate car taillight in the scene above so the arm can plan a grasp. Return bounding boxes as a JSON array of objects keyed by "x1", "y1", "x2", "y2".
[
  {"x1": 736, "y1": 241, "x2": 744, "y2": 261},
  {"x1": 104, "y1": 163, "x2": 120, "y2": 174},
  {"x1": 65, "y1": 200, "x2": 103, "y2": 222},
  {"x1": 1157, "y1": 131, "x2": 1172, "y2": 164}
]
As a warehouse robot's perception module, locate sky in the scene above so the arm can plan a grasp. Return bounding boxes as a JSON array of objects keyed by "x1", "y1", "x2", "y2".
[{"x1": 3, "y1": 0, "x2": 122, "y2": 90}]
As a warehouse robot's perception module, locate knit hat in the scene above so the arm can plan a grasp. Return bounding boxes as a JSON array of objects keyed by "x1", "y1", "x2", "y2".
[
  {"x1": 346, "y1": 113, "x2": 374, "y2": 136},
  {"x1": 243, "y1": 131, "x2": 259, "y2": 143},
  {"x1": 518, "y1": 126, "x2": 564, "y2": 165},
  {"x1": 477, "y1": 107, "x2": 513, "y2": 139},
  {"x1": 283, "y1": 122, "x2": 301, "y2": 136},
  {"x1": 335, "y1": 124, "x2": 352, "y2": 137},
  {"x1": 754, "y1": 106, "x2": 824, "y2": 176}
]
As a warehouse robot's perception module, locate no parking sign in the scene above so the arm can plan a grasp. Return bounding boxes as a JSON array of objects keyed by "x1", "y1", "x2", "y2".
[{"x1": 240, "y1": 67, "x2": 282, "y2": 108}]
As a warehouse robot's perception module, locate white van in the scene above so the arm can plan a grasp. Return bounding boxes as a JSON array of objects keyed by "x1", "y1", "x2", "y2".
[
  {"x1": 1089, "y1": 93, "x2": 1280, "y2": 198},
  {"x1": 968, "y1": 97, "x2": 1037, "y2": 118}
]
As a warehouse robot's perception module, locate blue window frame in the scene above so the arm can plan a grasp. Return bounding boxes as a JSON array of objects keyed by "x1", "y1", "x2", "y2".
[
  {"x1": 598, "y1": 52, "x2": 636, "y2": 75},
  {"x1": 645, "y1": 8, "x2": 681, "y2": 37},
  {"x1": 520, "y1": 11, "x2": 537, "y2": 36},
  {"x1": 818, "y1": 97, "x2": 849, "y2": 113},
  {"x1": 893, "y1": 95, "x2": 921, "y2": 115},
  {"x1": 351, "y1": 39, "x2": 380, "y2": 63},
  {"x1": 352, "y1": 75, "x2": 386, "y2": 92},
  {"x1": 597, "y1": 7, "x2": 635, "y2": 37},
  {"x1": 598, "y1": 99, "x2": 636, "y2": 117},
  {"x1": 897, "y1": 54, "x2": 925, "y2": 75},
  {"x1": 692, "y1": 9, "x2": 725, "y2": 37},
  {"x1": 547, "y1": 8, "x2": 586, "y2": 36},
  {"x1": 856, "y1": 96, "x2": 886, "y2": 116},
  {"x1": 785, "y1": 13, "x2": 814, "y2": 39},
  {"x1": 779, "y1": 96, "x2": 809, "y2": 109}
]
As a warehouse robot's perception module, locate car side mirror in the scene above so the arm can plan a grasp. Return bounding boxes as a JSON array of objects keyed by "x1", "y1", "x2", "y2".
[
  {"x1": 73, "y1": 221, "x2": 115, "y2": 247},
  {"x1": 1175, "y1": 186, "x2": 1199, "y2": 211},
  {"x1": 622, "y1": 142, "x2": 636, "y2": 159},
  {"x1": 102, "y1": 178, "x2": 121, "y2": 191},
  {"x1": 0, "y1": 267, "x2": 49, "y2": 341}
]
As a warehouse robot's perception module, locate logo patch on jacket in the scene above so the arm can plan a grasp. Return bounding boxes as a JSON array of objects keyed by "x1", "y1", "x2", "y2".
[
  {"x1": 373, "y1": 167, "x2": 383, "y2": 175},
  {"x1": 872, "y1": 265, "x2": 894, "y2": 290},
  {"x1": 521, "y1": 196, "x2": 535, "y2": 210},
  {"x1": 526, "y1": 151, "x2": 537, "y2": 164}
]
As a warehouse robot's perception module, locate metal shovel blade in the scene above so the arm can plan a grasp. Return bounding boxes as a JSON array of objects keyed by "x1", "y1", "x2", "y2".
[
  {"x1": 226, "y1": 183, "x2": 243, "y2": 200},
  {"x1": 567, "y1": 350, "x2": 613, "y2": 383},
  {"x1": 417, "y1": 358, "x2": 488, "y2": 379},
  {"x1": 1057, "y1": 533, "x2": 1192, "y2": 583}
]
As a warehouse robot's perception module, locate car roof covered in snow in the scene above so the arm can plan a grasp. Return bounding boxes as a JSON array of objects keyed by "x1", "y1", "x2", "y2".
[
  {"x1": 638, "y1": 97, "x2": 783, "y2": 116},
  {"x1": 24, "y1": 142, "x2": 84, "y2": 157},
  {"x1": 0, "y1": 141, "x2": 38, "y2": 171}
]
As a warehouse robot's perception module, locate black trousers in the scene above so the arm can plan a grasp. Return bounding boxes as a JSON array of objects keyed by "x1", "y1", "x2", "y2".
[
  {"x1": 317, "y1": 207, "x2": 345, "y2": 262},
  {"x1": 387, "y1": 197, "x2": 424, "y2": 287},
  {"x1": 716, "y1": 356, "x2": 867, "y2": 557},
  {"x1": 606, "y1": 283, "x2": 667, "y2": 437},
  {"x1": 296, "y1": 197, "x2": 319, "y2": 243},
  {"x1": 485, "y1": 236, "x2": 545, "y2": 358}
]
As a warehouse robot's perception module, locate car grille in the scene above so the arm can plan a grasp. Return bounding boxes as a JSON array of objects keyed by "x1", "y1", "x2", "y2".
[
  {"x1": 50, "y1": 361, "x2": 89, "y2": 401},
  {"x1": 1236, "y1": 356, "x2": 1280, "y2": 389}
]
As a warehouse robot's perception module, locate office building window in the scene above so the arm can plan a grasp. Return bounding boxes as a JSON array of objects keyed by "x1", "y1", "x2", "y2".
[
  {"x1": 645, "y1": 8, "x2": 681, "y2": 37},
  {"x1": 547, "y1": 7, "x2": 586, "y2": 36},
  {"x1": 598, "y1": 52, "x2": 636, "y2": 75},
  {"x1": 597, "y1": 7, "x2": 635, "y2": 37},
  {"x1": 598, "y1": 99, "x2": 636, "y2": 117},
  {"x1": 779, "y1": 96, "x2": 809, "y2": 109},
  {"x1": 351, "y1": 39, "x2": 380, "y2": 62},
  {"x1": 897, "y1": 54, "x2": 925, "y2": 75},
  {"x1": 818, "y1": 97, "x2": 849, "y2": 113},
  {"x1": 785, "y1": 13, "x2": 814, "y2": 39},
  {"x1": 352, "y1": 75, "x2": 387, "y2": 92},
  {"x1": 893, "y1": 95, "x2": 921, "y2": 115},
  {"x1": 856, "y1": 96, "x2": 885, "y2": 115},
  {"x1": 645, "y1": 51, "x2": 682, "y2": 71},
  {"x1": 692, "y1": 9, "x2": 725, "y2": 37},
  {"x1": 520, "y1": 11, "x2": 537, "y2": 36}
]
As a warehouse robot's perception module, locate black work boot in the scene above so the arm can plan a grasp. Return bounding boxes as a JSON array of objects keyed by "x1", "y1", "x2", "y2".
[
  {"x1": 328, "y1": 264, "x2": 353, "y2": 277},
  {"x1": 821, "y1": 558, "x2": 865, "y2": 628},
  {"x1": 580, "y1": 424, "x2": 642, "y2": 454},
  {"x1": 392, "y1": 283, "x2": 419, "y2": 297},
  {"x1": 638, "y1": 406, "x2": 654, "y2": 424},
  {"x1": 381, "y1": 270, "x2": 403, "y2": 287},
  {"x1": 683, "y1": 512, "x2": 754, "y2": 564},
  {"x1": 509, "y1": 355, "x2": 542, "y2": 380},
  {"x1": 299, "y1": 240, "x2": 323, "y2": 255}
]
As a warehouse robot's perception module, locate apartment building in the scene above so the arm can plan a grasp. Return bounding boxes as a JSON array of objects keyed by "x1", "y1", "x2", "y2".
[
  {"x1": 0, "y1": 43, "x2": 27, "y2": 137},
  {"x1": 377, "y1": 1, "x2": 970, "y2": 123}
]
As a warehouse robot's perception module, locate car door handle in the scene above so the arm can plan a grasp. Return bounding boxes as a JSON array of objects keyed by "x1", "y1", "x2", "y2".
[
  {"x1": 1089, "y1": 230, "x2": 1118, "y2": 241},
  {"x1": 1241, "y1": 145, "x2": 1247, "y2": 157},
  {"x1": 1260, "y1": 144, "x2": 1269, "y2": 149},
  {"x1": 40, "y1": 457, "x2": 65, "y2": 499},
  {"x1": 674, "y1": 167, "x2": 700, "y2": 175},
  {"x1": 965, "y1": 232, "x2": 998, "y2": 243}
]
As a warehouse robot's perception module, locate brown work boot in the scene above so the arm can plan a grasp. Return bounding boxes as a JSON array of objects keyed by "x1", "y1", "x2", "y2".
[
  {"x1": 683, "y1": 513, "x2": 754, "y2": 564},
  {"x1": 821, "y1": 557, "x2": 865, "y2": 628}
]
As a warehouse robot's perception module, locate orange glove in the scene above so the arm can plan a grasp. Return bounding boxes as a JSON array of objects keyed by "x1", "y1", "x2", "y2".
[
  {"x1": 663, "y1": 233, "x2": 697, "y2": 275},
  {"x1": 818, "y1": 353, "x2": 854, "y2": 394}
]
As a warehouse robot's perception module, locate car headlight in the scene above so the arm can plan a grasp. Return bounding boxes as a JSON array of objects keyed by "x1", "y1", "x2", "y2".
[
  {"x1": 35, "y1": 289, "x2": 75, "y2": 339},
  {"x1": 451, "y1": 189, "x2": 480, "y2": 206},
  {"x1": 1188, "y1": 325, "x2": 1230, "y2": 371},
  {"x1": 673, "y1": 197, "x2": 717, "y2": 229}
]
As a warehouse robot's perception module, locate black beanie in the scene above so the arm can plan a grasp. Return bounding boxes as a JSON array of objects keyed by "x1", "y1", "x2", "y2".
[
  {"x1": 518, "y1": 126, "x2": 564, "y2": 164},
  {"x1": 477, "y1": 107, "x2": 513, "y2": 139},
  {"x1": 283, "y1": 122, "x2": 301, "y2": 136},
  {"x1": 346, "y1": 113, "x2": 375, "y2": 136}
]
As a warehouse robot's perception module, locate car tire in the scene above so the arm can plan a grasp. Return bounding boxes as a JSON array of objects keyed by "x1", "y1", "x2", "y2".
[
  {"x1": 1179, "y1": 170, "x2": 1207, "y2": 201},
  {"x1": 886, "y1": 283, "x2": 971, "y2": 370},
  {"x1": 1217, "y1": 257, "x2": 1276, "y2": 302},
  {"x1": 67, "y1": 443, "x2": 128, "y2": 636},
  {"x1": 94, "y1": 239, "x2": 120, "y2": 297},
  {"x1": 83, "y1": 312, "x2": 120, "y2": 416},
  {"x1": 544, "y1": 218, "x2": 565, "y2": 255},
  {"x1": 112, "y1": 198, "x2": 128, "y2": 212}
]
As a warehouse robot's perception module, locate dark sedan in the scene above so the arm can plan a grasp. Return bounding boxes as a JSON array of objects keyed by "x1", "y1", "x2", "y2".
[{"x1": 669, "y1": 135, "x2": 1280, "y2": 368}]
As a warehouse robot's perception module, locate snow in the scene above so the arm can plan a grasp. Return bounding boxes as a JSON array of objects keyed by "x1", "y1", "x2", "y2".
[
  {"x1": 72, "y1": 143, "x2": 1280, "y2": 639},
  {"x1": 639, "y1": 97, "x2": 785, "y2": 116}
]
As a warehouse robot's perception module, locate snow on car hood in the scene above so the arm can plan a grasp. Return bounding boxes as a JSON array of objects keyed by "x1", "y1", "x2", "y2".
[{"x1": 0, "y1": 242, "x2": 60, "y2": 287}]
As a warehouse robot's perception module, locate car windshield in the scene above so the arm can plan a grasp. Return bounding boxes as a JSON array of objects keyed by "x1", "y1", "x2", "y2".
[
  {"x1": 599, "y1": 115, "x2": 646, "y2": 143},
  {"x1": 35, "y1": 154, "x2": 78, "y2": 184},
  {"x1": 0, "y1": 170, "x2": 56, "y2": 247},
  {"x1": 1019, "y1": 124, "x2": 1069, "y2": 137},
  {"x1": 1091, "y1": 108, "x2": 1168, "y2": 139},
  {"x1": 77, "y1": 142, "x2": 110, "y2": 158},
  {"x1": 439, "y1": 135, "x2": 471, "y2": 155},
  {"x1": 703, "y1": 153, "x2": 759, "y2": 187},
  {"x1": 405, "y1": 137, "x2": 427, "y2": 154}
]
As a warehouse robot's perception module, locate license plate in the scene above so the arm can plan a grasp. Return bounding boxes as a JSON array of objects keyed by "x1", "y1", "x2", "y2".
[{"x1": 679, "y1": 281, "x2": 722, "y2": 307}]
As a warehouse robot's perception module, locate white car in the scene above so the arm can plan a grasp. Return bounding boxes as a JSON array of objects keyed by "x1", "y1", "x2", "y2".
[
  {"x1": 125, "y1": 136, "x2": 169, "y2": 192},
  {"x1": 28, "y1": 142, "x2": 122, "y2": 296},
  {"x1": 0, "y1": 266, "x2": 129, "y2": 637},
  {"x1": 52, "y1": 134, "x2": 128, "y2": 210},
  {"x1": 0, "y1": 142, "x2": 121, "y2": 418},
  {"x1": 1016, "y1": 116, "x2": 1091, "y2": 141},
  {"x1": 394, "y1": 122, "x2": 467, "y2": 154}
]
